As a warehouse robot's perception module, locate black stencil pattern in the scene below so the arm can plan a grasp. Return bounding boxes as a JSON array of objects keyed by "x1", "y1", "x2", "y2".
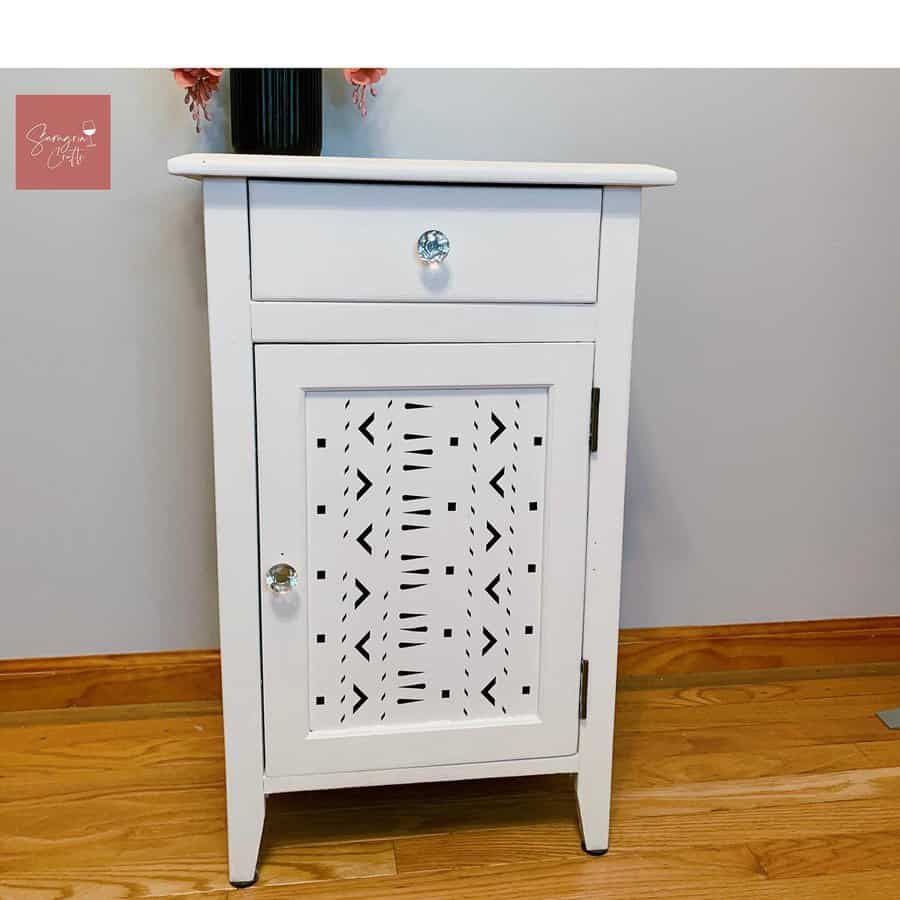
[{"x1": 307, "y1": 388, "x2": 548, "y2": 731}]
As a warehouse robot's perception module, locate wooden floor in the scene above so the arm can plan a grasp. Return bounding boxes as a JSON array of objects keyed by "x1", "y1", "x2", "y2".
[{"x1": 4, "y1": 665, "x2": 900, "y2": 899}]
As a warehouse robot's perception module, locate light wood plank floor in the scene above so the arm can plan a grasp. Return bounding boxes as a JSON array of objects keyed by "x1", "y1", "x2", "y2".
[{"x1": 3, "y1": 667, "x2": 900, "y2": 898}]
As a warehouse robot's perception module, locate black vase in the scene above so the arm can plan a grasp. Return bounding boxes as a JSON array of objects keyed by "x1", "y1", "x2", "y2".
[{"x1": 230, "y1": 68, "x2": 322, "y2": 156}]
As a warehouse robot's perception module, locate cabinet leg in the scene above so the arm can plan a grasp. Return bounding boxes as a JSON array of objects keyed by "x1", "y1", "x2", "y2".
[
  {"x1": 575, "y1": 771, "x2": 610, "y2": 856},
  {"x1": 227, "y1": 787, "x2": 265, "y2": 887}
]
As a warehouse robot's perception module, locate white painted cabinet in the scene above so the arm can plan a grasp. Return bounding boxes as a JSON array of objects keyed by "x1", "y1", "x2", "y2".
[{"x1": 169, "y1": 153, "x2": 675, "y2": 886}]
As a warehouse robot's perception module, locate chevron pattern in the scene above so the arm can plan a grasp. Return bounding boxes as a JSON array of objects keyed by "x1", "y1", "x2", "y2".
[{"x1": 305, "y1": 388, "x2": 547, "y2": 730}]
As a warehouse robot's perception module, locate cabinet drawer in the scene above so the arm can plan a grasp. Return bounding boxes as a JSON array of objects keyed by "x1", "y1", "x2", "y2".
[{"x1": 249, "y1": 180, "x2": 602, "y2": 303}]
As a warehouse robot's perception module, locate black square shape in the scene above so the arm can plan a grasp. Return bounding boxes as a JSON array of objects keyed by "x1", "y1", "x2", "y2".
[
  {"x1": 449, "y1": 436, "x2": 459, "y2": 447},
  {"x1": 447, "y1": 501, "x2": 457, "y2": 511},
  {"x1": 527, "y1": 563, "x2": 537, "y2": 573},
  {"x1": 533, "y1": 436, "x2": 543, "y2": 446},
  {"x1": 316, "y1": 633, "x2": 326, "y2": 644},
  {"x1": 445, "y1": 565, "x2": 454, "y2": 575},
  {"x1": 441, "y1": 689, "x2": 450, "y2": 699},
  {"x1": 522, "y1": 685, "x2": 531, "y2": 695},
  {"x1": 315, "y1": 696, "x2": 325, "y2": 705},
  {"x1": 316, "y1": 438, "x2": 327, "y2": 448},
  {"x1": 316, "y1": 504, "x2": 326, "y2": 515},
  {"x1": 529, "y1": 501, "x2": 538, "y2": 511},
  {"x1": 443, "y1": 627, "x2": 452, "y2": 638},
  {"x1": 316, "y1": 570, "x2": 326, "y2": 580},
  {"x1": 525, "y1": 625, "x2": 534, "y2": 635}
]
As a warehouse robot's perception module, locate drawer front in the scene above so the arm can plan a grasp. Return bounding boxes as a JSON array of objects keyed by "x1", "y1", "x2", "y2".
[{"x1": 249, "y1": 180, "x2": 602, "y2": 303}]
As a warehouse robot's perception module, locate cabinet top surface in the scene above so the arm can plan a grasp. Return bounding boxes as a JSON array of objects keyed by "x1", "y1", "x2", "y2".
[{"x1": 167, "y1": 153, "x2": 676, "y2": 187}]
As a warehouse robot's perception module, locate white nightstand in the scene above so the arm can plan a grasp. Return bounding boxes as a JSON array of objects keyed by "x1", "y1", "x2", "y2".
[{"x1": 168, "y1": 153, "x2": 676, "y2": 886}]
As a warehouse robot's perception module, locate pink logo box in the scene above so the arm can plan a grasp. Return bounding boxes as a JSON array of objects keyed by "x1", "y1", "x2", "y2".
[{"x1": 16, "y1": 94, "x2": 111, "y2": 190}]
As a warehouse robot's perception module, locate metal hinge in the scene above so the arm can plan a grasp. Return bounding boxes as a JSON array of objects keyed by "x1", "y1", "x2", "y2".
[
  {"x1": 589, "y1": 387, "x2": 600, "y2": 452},
  {"x1": 579, "y1": 659, "x2": 589, "y2": 719}
]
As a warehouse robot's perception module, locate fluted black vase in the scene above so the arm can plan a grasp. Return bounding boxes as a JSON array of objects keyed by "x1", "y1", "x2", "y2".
[{"x1": 230, "y1": 68, "x2": 322, "y2": 156}]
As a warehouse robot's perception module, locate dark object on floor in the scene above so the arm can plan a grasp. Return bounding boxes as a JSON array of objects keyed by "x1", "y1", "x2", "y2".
[{"x1": 582, "y1": 842, "x2": 609, "y2": 856}]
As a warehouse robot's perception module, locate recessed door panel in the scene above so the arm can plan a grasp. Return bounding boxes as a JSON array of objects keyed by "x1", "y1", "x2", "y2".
[
  {"x1": 256, "y1": 343, "x2": 593, "y2": 776},
  {"x1": 306, "y1": 387, "x2": 547, "y2": 732}
]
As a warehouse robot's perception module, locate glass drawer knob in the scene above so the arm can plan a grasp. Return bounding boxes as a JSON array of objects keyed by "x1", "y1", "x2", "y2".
[
  {"x1": 266, "y1": 563, "x2": 298, "y2": 594},
  {"x1": 417, "y1": 229, "x2": 450, "y2": 264}
]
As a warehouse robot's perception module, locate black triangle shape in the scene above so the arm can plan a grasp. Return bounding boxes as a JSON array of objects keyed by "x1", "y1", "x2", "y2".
[
  {"x1": 354, "y1": 578, "x2": 371, "y2": 609},
  {"x1": 482, "y1": 626, "x2": 497, "y2": 656},
  {"x1": 354, "y1": 630, "x2": 371, "y2": 661},
  {"x1": 490, "y1": 412, "x2": 507, "y2": 444},
  {"x1": 356, "y1": 523, "x2": 373, "y2": 555},
  {"x1": 481, "y1": 676, "x2": 497, "y2": 706},
  {"x1": 356, "y1": 468, "x2": 373, "y2": 500},
  {"x1": 352, "y1": 684, "x2": 368, "y2": 713},
  {"x1": 358, "y1": 412, "x2": 375, "y2": 445},
  {"x1": 489, "y1": 467, "x2": 505, "y2": 497},
  {"x1": 485, "y1": 520, "x2": 501, "y2": 552},
  {"x1": 485, "y1": 574, "x2": 500, "y2": 603}
]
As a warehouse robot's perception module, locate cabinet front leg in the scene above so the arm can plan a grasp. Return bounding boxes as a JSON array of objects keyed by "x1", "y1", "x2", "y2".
[
  {"x1": 203, "y1": 176, "x2": 267, "y2": 888},
  {"x1": 227, "y1": 784, "x2": 265, "y2": 887},
  {"x1": 575, "y1": 767, "x2": 610, "y2": 855}
]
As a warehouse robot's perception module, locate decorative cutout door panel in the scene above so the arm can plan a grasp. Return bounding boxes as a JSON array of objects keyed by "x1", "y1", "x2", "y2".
[{"x1": 256, "y1": 343, "x2": 593, "y2": 777}]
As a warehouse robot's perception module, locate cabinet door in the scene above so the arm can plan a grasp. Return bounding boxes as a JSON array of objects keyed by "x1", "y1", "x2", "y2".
[{"x1": 256, "y1": 343, "x2": 593, "y2": 777}]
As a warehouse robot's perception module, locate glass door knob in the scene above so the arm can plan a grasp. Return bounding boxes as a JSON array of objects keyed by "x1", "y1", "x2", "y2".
[
  {"x1": 266, "y1": 563, "x2": 298, "y2": 593},
  {"x1": 416, "y1": 229, "x2": 450, "y2": 263}
]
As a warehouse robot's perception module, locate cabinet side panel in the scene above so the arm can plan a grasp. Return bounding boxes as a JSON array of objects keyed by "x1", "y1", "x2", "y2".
[
  {"x1": 577, "y1": 187, "x2": 642, "y2": 852},
  {"x1": 202, "y1": 177, "x2": 265, "y2": 883}
]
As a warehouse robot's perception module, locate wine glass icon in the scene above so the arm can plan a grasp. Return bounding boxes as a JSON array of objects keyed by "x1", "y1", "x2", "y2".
[{"x1": 82, "y1": 120, "x2": 97, "y2": 148}]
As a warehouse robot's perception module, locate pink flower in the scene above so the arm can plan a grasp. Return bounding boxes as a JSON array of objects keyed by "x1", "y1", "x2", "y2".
[
  {"x1": 343, "y1": 68, "x2": 388, "y2": 117},
  {"x1": 172, "y1": 68, "x2": 224, "y2": 133},
  {"x1": 343, "y1": 68, "x2": 387, "y2": 87}
]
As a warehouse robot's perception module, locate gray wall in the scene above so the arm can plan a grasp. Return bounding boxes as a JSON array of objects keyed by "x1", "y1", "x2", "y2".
[{"x1": 2, "y1": 69, "x2": 899, "y2": 659}]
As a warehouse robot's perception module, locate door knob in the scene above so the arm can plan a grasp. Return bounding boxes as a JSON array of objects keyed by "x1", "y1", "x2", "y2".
[{"x1": 266, "y1": 563, "x2": 298, "y2": 593}]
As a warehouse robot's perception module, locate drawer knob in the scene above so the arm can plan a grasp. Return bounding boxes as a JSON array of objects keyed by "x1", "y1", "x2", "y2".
[
  {"x1": 416, "y1": 229, "x2": 450, "y2": 264},
  {"x1": 266, "y1": 563, "x2": 298, "y2": 594}
]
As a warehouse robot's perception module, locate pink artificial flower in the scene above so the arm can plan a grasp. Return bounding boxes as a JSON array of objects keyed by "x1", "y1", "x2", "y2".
[
  {"x1": 343, "y1": 68, "x2": 388, "y2": 118},
  {"x1": 172, "y1": 68, "x2": 224, "y2": 133}
]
